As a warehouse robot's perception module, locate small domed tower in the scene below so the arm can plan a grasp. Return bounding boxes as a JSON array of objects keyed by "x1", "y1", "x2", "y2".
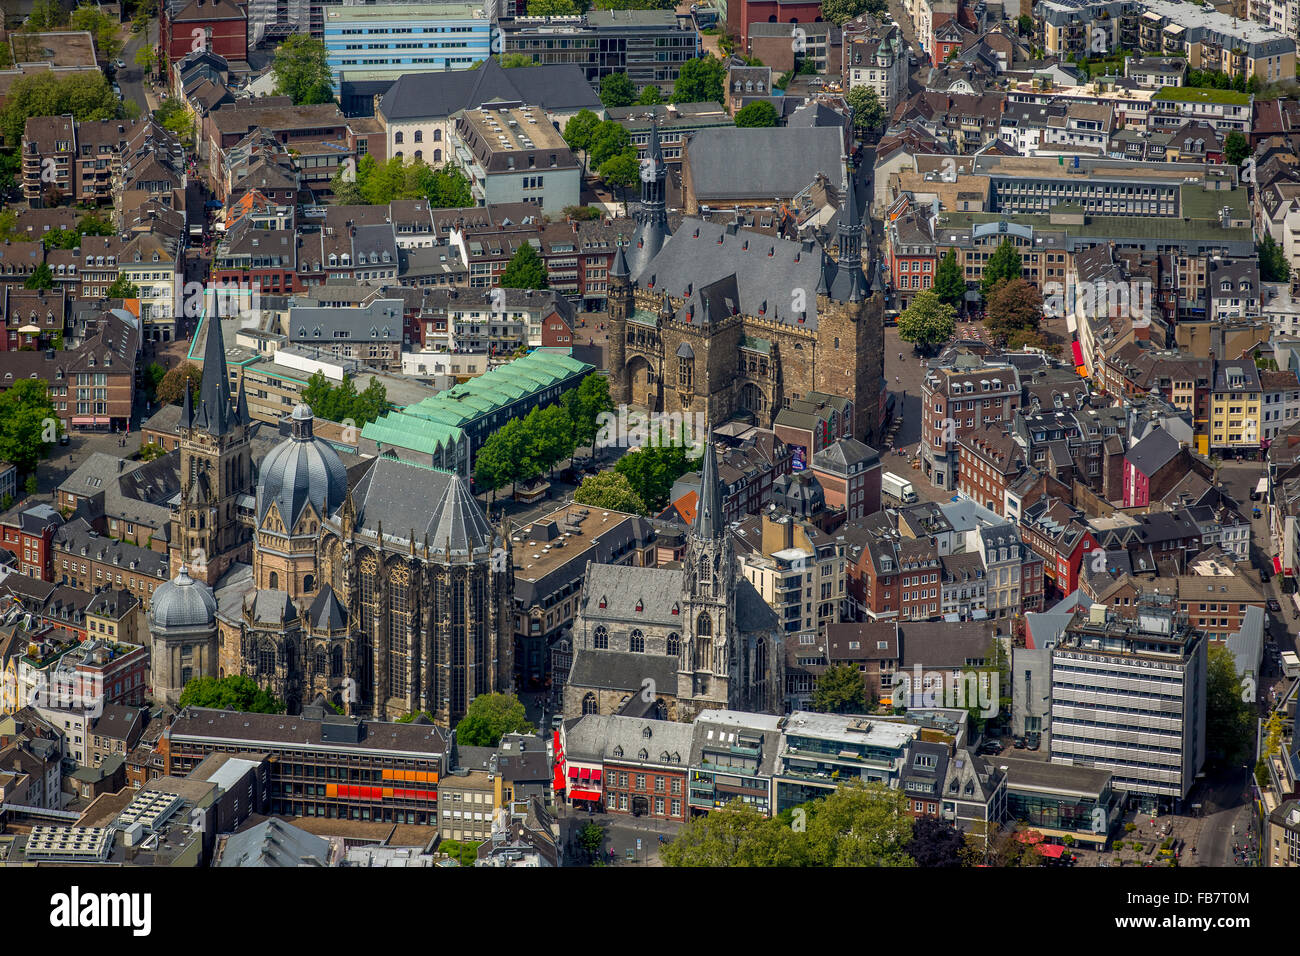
[{"x1": 149, "y1": 565, "x2": 219, "y2": 706}]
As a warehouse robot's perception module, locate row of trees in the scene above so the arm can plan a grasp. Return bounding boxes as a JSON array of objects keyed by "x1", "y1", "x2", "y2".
[
  {"x1": 178, "y1": 675, "x2": 287, "y2": 713},
  {"x1": 1, "y1": 71, "x2": 125, "y2": 147},
  {"x1": 562, "y1": 110, "x2": 641, "y2": 207},
  {"x1": 474, "y1": 373, "x2": 614, "y2": 497},
  {"x1": 301, "y1": 371, "x2": 393, "y2": 427},
  {"x1": 330, "y1": 154, "x2": 475, "y2": 208}
]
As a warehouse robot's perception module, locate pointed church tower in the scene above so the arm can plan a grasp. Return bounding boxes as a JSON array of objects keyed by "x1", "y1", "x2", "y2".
[
  {"x1": 677, "y1": 438, "x2": 735, "y2": 713},
  {"x1": 625, "y1": 116, "x2": 671, "y2": 279},
  {"x1": 170, "y1": 307, "x2": 255, "y2": 585},
  {"x1": 608, "y1": 240, "x2": 633, "y2": 406}
]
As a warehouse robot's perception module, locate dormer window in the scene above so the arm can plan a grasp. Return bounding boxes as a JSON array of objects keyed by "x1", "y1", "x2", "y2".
[{"x1": 598, "y1": 595, "x2": 607, "y2": 609}]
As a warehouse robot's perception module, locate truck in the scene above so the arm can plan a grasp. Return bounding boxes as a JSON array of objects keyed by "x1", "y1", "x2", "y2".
[{"x1": 882, "y1": 471, "x2": 919, "y2": 505}]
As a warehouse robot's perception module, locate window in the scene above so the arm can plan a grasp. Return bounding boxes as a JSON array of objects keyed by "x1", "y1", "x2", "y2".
[
  {"x1": 594, "y1": 625, "x2": 608, "y2": 649},
  {"x1": 630, "y1": 629, "x2": 645, "y2": 653}
]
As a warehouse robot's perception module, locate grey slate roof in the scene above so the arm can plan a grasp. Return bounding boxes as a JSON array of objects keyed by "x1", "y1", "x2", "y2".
[
  {"x1": 307, "y1": 585, "x2": 348, "y2": 632},
  {"x1": 350, "y1": 458, "x2": 493, "y2": 557},
  {"x1": 151, "y1": 567, "x2": 218, "y2": 631},
  {"x1": 581, "y1": 563, "x2": 685, "y2": 626},
  {"x1": 289, "y1": 300, "x2": 403, "y2": 342},
  {"x1": 250, "y1": 589, "x2": 297, "y2": 625},
  {"x1": 256, "y1": 407, "x2": 349, "y2": 526},
  {"x1": 378, "y1": 58, "x2": 601, "y2": 122},
  {"x1": 567, "y1": 648, "x2": 680, "y2": 695},
  {"x1": 1125, "y1": 427, "x2": 1180, "y2": 477},
  {"x1": 217, "y1": 818, "x2": 331, "y2": 867},
  {"x1": 686, "y1": 126, "x2": 844, "y2": 202},
  {"x1": 52, "y1": 518, "x2": 170, "y2": 580},
  {"x1": 563, "y1": 713, "x2": 694, "y2": 764}
]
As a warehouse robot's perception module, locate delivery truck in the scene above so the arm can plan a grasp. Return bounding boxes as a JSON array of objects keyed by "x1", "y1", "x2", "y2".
[{"x1": 882, "y1": 471, "x2": 919, "y2": 505}]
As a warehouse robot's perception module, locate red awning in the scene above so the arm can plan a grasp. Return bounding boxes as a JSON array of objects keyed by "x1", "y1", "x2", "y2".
[
  {"x1": 580, "y1": 767, "x2": 591, "y2": 779},
  {"x1": 552, "y1": 765, "x2": 566, "y2": 792},
  {"x1": 568, "y1": 767, "x2": 579, "y2": 778},
  {"x1": 570, "y1": 790, "x2": 600, "y2": 801},
  {"x1": 592, "y1": 769, "x2": 602, "y2": 781},
  {"x1": 1275, "y1": 557, "x2": 1283, "y2": 575},
  {"x1": 1071, "y1": 341, "x2": 1084, "y2": 366},
  {"x1": 1037, "y1": 844, "x2": 1065, "y2": 858}
]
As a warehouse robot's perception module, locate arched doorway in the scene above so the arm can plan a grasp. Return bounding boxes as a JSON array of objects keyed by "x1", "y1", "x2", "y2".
[
  {"x1": 631, "y1": 795, "x2": 650, "y2": 817},
  {"x1": 625, "y1": 355, "x2": 660, "y2": 413},
  {"x1": 740, "y1": 382, "x2": 767, "y2": 417}
]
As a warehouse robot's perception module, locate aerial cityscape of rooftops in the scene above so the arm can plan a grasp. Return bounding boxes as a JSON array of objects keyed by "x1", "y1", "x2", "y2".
[{"x1": 0, "y1": 0, "x2": 1297, "y2": 877}]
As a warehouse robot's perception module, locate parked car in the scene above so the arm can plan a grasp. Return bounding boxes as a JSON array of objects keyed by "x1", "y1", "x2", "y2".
[
  {"x1": 977, "y1": 740, "x2": 1002, "y2": 755},
  {"x1": 1013, "y1": 736, "x2": 1027, "y2": 749},
  {"x1": 1026, "y1": 733, "x2": 1041, "y2": 751},
  {"x1": 115, "y1": 58, "x2": 126, "y2": 69},
  {"x1": 1268, "y1": 599, "x2": 1282, "y2": 614}
]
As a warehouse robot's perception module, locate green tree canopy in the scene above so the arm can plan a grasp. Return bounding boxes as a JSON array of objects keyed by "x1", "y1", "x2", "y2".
[
  {"x1": 588, "y1": 120, "x2": 632, "y2": 169},
  {"x1": 157, "y1": 362, "x2": 203, "y2": 406},
  {"x1": 499, "y1": 242, "x2": 550, "y2": 289},
  {"x1": 273, "y1": 34, "x2": 335, "y2": 105},
  {"x1": 811, "y1": 663, "x2": 868, "y2": 714},
  {"x1": 615, "y1": 444, "x2": 700, "y2": 512},
  {"x1": 178, "y1": 675, "x2": 286, "y2": 713},
  {"x1": 1259, "y1": 233, "x2": 1291, "y2": 283},
  {"x1": 662, "y1": 799, "x2": 805, "y2": 866},
  {"x1": 636, "y1": 84, "x2": 666, "y2": 105},
  {"x1": 528, "y1": 0, "x2": 579, "y2": 13},
  {"x1": 845, "y1": 84, "x2": 886, "y2": 131},
  {"x1": 301, "y1": 371, "x2": 392, "y2": 426},
  {"x1": 454, "y1": 693, "x2": 534, "y2": 746},
  {"x1": 906, "y1": 817, "x2": 966, "y2": 867},
  {"x1": 984, "y1": 278, "x2": 1046, "y2": 350},
  {"x1": 562, "y1": 372, "x2": 614, "y2": 453},
  {"x1": 573, "y1": 470, "x2": 647, "y2": 514},
  {"x1": 598, "y1": 148, "x2": 640, "y2": 213},
  {"x1": 599, "y1": 72, "x2": 636, "y2": 108},
  {"x1": 0, "y1": 379, "x2": 60, "y2": 473},
  {"x1": 70, "y1": 4, "x2": 123, "y2": 61},
  {"x1": 0, "y1": 71, "x2": 119, "y2": 146},
  {"x1": 563, "y1": 108, "x2": 603, "y2": 176},
  {"x1": 1224, "y1": 130, "x2": 1249, "y2": 166},
  {"x1": 107, "y1": 275, "x2": 141, "y2": 300},
  {"x1": 24, "y1": 263, "x2": 54, "y2": 290},
  {"x1": 1205, "y1": 643, "x2": 1253, "y2": 766},
  {"x1": 672, "y1": 55, "x2": 726, "y2": 104},
  {"x1": 979, "y1": 238, "x2": 1023, "y2": 299},
  {"x1": 932, "y1": 249, "x2": 966, "y2": 308},
  {"x1": 897, "y1": 289, "x2": 956, "y2": 352},
  {"x1": 819, "y1": 0, "x2": 887, "y2": 25},
  {"x1": 735, "y1": 100, "x2": 779, "y2": 128}
]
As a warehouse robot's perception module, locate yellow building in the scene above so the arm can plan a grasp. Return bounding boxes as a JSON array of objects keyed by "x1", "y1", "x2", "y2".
[
  {"x1": 1209, "y1": 360, "x2": 1263, "y2": 455},
  {"x1": 736, "y1": 511, "x2": 845, "y2": 636}
]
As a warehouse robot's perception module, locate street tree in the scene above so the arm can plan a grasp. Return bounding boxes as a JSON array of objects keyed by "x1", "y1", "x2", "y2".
[
  {"x1": 897, "y1": 289, "x2": 956, "y2": 352},
  {"x1": 499, "y1": 242, "x2": 550, "y2": 289},
  {"x1": 811, "y1": 663, "x2": 868, "y2": 714},
  {"x1": 454, "y1": 693, "x2": 534, "y2": 746},
  {"x1": 0, "y1": 379, "x2": 60, "y2": 474},
  {"x1": 932, "y1": 249, "x2": 967, "y2": 308},
  {"x1": 156, "y1": 363, "x2": 203, "y2": 405},
  {"x1": 599, "y1": 72, "x2": 636, "y2": 108},
  {"x1": 272, "y1": 34, "x2": 334, "y2": 105},
  {"x1": 573, "y1": 471, "x2": 647, "y2": 514},
  {"x1": 845, "y1": 84, "x2": 886, "y2": 132},
  {"x1": 672, "y1": 55, "x2": 726, "y2": 104},
  {"x1": 979, "y1": 238, "x2": 1023, "y2": 299}
]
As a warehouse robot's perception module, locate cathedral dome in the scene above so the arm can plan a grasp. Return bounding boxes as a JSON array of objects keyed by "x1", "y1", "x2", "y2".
[
  {"x1": 151, "y1": 566, "x2": 218, "y2": 631},
  {"x1": 256, "y1": 404, "x2": 348, "y2": 530}
]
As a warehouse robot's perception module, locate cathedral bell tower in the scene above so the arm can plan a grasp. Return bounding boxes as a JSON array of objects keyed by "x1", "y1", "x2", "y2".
[{"x1": 678, "y1": 439, "x2": 734, "y2": 708}]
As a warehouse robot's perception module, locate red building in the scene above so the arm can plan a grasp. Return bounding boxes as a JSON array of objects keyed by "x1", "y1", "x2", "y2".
[
  {"x1": 1018, "y1": 498, "x2": 1098, "y2": 597},
  {"x1": 0, "y1": 502, "x2": 64, "y2": 581},
  {"x1": 163, "y1": 0, "x2": 248, "y2": 65},
  {"x1": 811, "y1": 438, "x2": 881, "y2": 521},
  {"x1": 727, "y1": 0, "x2": 826, "y2": 49}
]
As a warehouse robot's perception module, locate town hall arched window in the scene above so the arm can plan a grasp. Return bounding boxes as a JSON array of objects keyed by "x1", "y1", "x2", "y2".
[
  {"x1": 582, "y1": 693, "x2": 598, "y2": 715},
  {"x1": 594, "y1": 625, "x2": 608, "y2": 649},
  {"x1": 630, "y1": 629, "x2": 645, "y2": 653},
  {"x1": 666, "y1": 632, "x2": 680, "y2": 657},
  {"x1": 696, "y1": 612, "x2": 712, "y2": 636}
]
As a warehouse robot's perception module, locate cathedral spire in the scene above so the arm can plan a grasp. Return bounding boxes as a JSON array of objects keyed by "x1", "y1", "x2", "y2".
[
  {"x1": 180, "y1": 372, "x2": 194, "y2": 429},
  {"x1": 625, "y1": 113, "x2": 671, "y2": 279},
  {"x1": 193, "y1": 306, "x2": 237, "y2": 436},
  {"x1": 836, "y1": 160, "x2": 867, "y2": 303},
  {"x1": 694, "y1": 438, "x2": 724, "y2": 540}
]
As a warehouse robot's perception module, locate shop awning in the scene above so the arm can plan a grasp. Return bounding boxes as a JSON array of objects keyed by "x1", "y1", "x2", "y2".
[
  {"x1": 1037, "y1": 844, "x2": 1065, "y2": 858},
  {"x1": 592, "y1": 769, "x2": 602, "y2": 781},
  {"x1": 552, "y1": 764, "x2": 566, "y2": 793},
  {"x1": 570, "y1": 789, "x2": 600, "y2": 802},
  {"x1": 1275, "y1": 557, "x2": 1283, "y2": 575},
  {"x1": 568, "y1": 767, "x2": 579, "y2": 778},
  {"x1": 1071, "y1": 342, "x2": 1084, "y2": 366},
  {"x1": 579, "y1": 768, "x2": 591, "y2": 779},
  {"x1": 70, "y1": 416, "x2": 108, "y2": 426}
]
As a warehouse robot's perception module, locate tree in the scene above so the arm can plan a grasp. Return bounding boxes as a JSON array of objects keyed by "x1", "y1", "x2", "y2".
[
  {"x1": 672, "y1": 55, "x2": 726, "y2": 104},
  {"x1": 563, "y1": 372, "x2": 614, "y2": 453},
  {"x1": 735, "y1": 100, "x2": 779, "y2": 128},
  {"x1": 845, "y1": 84, "x2": 886, "y2": 132},
  {"x1": 0, "y1": 71, "x2": 118, "y2": 146},
  {"x1": 1017, "y1": 13, "x2": 1033, "y2": 35},
  {"x1": 597, "y1": 148, "x2": 640, "y2": 214},
  {"x1": 573, "y1": 471, "x2": 647, "y2": 514},
  {"x1": 154, "y1": 98, "x2": 195, "y2": 147},
  {"x1": 1205, "y1": 643, "x2": 1253, "y2": 766},
  {"x1": 177, "y1": 675, "x2": 286, "y2": 714},
  {"x1": 615, "y1": 444, "x2": 699, "y2": 512},
  {"x1": 897, "y1": 289, "x2": 956, "y2": 352},
  {"x1": 426, "y1": 163, "x2": 474, "y2": 208},
  {"x1": 599, "y1": 72, "x2": 636, "y2": 109},
  {"x1": 988, "y1": 828, "x2": 1045, "y2": 867},
  {"x1": 395, "y1": 710, "x2": 437, "y2": 723},
  {"x1": 593, "y1": 0, "x2": 677, "y2": 8},
  {"x1": 959, "y1": 638, "x2": 1011, "y2": 733},
  {"x1": 134, "y1": 44, "x2": 157, "y2": 74},
  {"x1": 106, "y1": 275, "x2": 140, "y2": 299},
  {"x1": 142, "y1": 362, "x2": 167, "y2": 402},
  {"x1": 156, "y1": 362, "x2": 203, "y2": 405},
  {"x1": 1224, "y1": 130, "x2": 1249, "y2": 166},
  {"x1": 906, "y1": 817, "x2": 967, "y2": 867},
  {"x1": 533, "y1": 403, "x2": 576, "y2": 476},
  {"x1": 454, "y1": 693, "x2": 534, "y2": 746},
  {"x1": 25, "y1": 0, "x2": 67, "y2": 31},
  {"x1": 984, "y1": 278, "x2": 1045, "y2": 350},
  {"x1": 564, "y1": 108, "x2": 603, "y2": 177},
  {"x1": 70, "y1": 4, "x2": 123, "y2": 62},
  {"x1": 272, "y1": 34, "x2": 335, "y2": 105},
  {"x1": 499, "y1": 242, "x2": 549, "y2": 289},
  {"x1": 23, "y1": 263, "x2": 54, "y2": 290},
  {"x1": 979, "y1": 238, "x2": 1023, "y2": 299},
  {"x1": 636, "y1": 84, "x2": 665, "y2": 105},
  {"x1": 662, "y1": 798, "x2": 805, "y2": 866},
  {"x1": 802, "y1": 782, "x2": 915, "y2": 867},
  {"x1": 577, "y1": 821, "x2": 606, "y2": 861},
  {"x1": 588, "y1": 120, "x2": 632, "y2": 170},
  {"x1": 1259, "y1": 233, "x2": 1292, "y2": 283},
  {"x1": 811, "y1": 663, "x2": 868, "y2": 714},
  {"x1": 932, "y1": 249, "x2": 966, "y2": 308},
  {"x1": 819, "y1": 0, "x2": 887, "y2": 25},
  {"x1": 301, "y1": 371, "x2": 391, "y2": 426},
  {"x1": 0, "y1": 380, "x2": 60, "y2": 475},
  {"x1": 528, "y1": 0, "x2": 578, "y2": 12}
]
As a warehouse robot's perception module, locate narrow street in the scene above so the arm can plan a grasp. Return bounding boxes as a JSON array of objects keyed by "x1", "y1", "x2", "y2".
[{"x1": 119, "y1": 20, "x2": 161, "y2": 117}]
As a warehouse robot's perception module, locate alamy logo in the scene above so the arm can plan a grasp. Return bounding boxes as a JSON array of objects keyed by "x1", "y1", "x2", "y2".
[
  {"x1": 1043, "y1": 276, "x2": 1153, "y2": 328},
  {"x1": 50, "y1": 887, "x2": 151, "y2": 936},
  {"x1": 595, "y1": 405, "x2": 707, "y2": 456},
  {"x1": 2, "y1": 669, "x2": 104, "y2": 717},
  {"x1": 892, "y1": 664, "x2": 999, "y2": 717}
]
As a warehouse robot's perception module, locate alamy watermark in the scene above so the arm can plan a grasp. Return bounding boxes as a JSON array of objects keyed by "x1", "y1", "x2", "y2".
[
  {"x1": 595, "y1": 405, "x2": 708, "y2": 456},
  {"x1": 1043, "y1": 276, "x2": 1153, "y2": 328},
  {"x1": 892, "y1": 664, "x2": 1000, "y2": 718}
]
